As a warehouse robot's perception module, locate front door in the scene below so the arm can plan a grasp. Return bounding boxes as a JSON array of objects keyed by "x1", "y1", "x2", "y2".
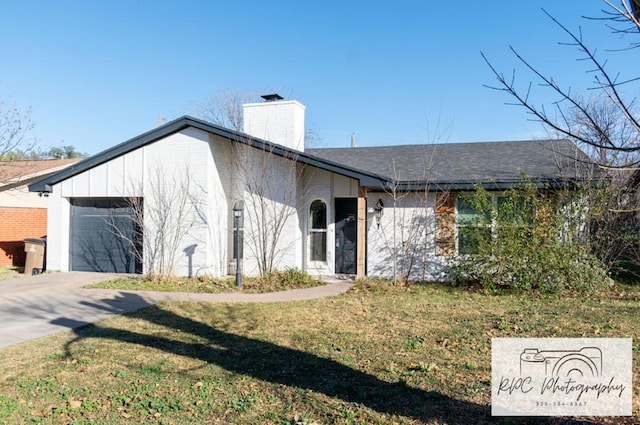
[{"x1": 335, "y1": 198, "x2": 357, "y2": 274}]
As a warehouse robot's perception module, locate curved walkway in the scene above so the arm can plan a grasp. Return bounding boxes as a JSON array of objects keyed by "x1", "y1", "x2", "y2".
[{"x1": 0, "y1": 272, "x2": 354, "y2": 349}]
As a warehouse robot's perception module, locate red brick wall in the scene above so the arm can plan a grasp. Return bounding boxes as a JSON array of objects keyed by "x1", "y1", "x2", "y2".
[{"x1": 0, "y1": 207, "x2": 47, "y2": 267}]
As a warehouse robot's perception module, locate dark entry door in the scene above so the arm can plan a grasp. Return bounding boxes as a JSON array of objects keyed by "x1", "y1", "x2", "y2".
[
  {"x1": 335, "y1": 198, "x2": 357, "y2": 274},
  {"x1": 70, "y1": 198, "x2": 142, "y2": 273}
]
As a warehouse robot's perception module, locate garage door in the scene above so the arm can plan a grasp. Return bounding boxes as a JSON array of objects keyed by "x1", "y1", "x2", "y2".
[{"x1": 70, "y1": 198, "x2": 142, "y2": 273}]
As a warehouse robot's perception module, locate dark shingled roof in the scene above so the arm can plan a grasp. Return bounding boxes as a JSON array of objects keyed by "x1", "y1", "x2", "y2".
[
  {"x1": 28, "y1": 115, "x2": 592, "y2": 194},
  {"x1": 308, "y1": 139, "x2": 591, "y2": 190}
]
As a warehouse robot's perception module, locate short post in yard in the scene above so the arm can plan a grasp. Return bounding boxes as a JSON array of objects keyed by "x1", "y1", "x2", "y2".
[{"x1": 233, "y1": 201, "x2": 244, "y2": 287}]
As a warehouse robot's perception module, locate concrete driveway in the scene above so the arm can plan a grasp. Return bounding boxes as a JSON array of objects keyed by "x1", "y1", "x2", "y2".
[
  {"x1": 0, "y1": 272, "x2": 353, "y2": 349},
  {"x1": 0, "y1": 272, "x2": 147, "y2": 348}
]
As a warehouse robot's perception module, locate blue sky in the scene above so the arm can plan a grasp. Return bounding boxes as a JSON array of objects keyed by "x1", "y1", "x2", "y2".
[{"x1": 0, "y1": 1, "x2": 636, "y2": 155}]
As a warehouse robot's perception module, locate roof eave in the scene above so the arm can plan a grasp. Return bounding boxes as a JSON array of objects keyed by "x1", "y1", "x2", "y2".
[
  {"x1": 364, "y1": 177, "x2": 588, "y2": 193},
  {"x1": 28, "y1": 116, "x2": 390, "y2": 193}
]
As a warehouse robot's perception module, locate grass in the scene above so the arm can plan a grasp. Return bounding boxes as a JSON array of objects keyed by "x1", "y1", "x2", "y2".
[
  {"x1": 0, "y1": 280, "x2": 639, "y2": 424},
  {"x1": 85, "y1": 268, "x2": 325, "y2": 294}
]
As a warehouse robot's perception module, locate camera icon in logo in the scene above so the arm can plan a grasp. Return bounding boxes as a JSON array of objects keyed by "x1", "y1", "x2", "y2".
[{"x1": 520, "y1": 347, "x2": 602, "y2": 378}]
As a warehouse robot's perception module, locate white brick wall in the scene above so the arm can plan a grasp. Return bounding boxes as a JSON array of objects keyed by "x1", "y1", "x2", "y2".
[
  {"x1": 366, "y1": 192, "x2": 445, "y2": 281},
  {"x1": 141, "y1": 129, "x2": 211, "y2": 277},
  {"x1": 243, "y1": 100, "x2": 305, "y2": 152},
  {"x1": 240, "y1": 149, "x2": 302, "y2": 275},
  {"x1": 203, "y1": 134, "x2": 233, "y2": 277}
]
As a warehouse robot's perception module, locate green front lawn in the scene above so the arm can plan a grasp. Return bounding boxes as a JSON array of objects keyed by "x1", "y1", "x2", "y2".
[{"x1": 0, "y1": 281, "x2": 638, "y2": 424}]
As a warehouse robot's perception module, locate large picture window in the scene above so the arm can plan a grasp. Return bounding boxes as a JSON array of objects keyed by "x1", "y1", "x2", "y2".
[
  {"x1": 309, "y1": 200, "x2": 327, "y2": 262},
  {"x1": 456, "y1": 194, "x2": 535, "y2": 254}
]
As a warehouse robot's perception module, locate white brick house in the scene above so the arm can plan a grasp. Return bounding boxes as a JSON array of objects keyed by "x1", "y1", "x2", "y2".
[{"x1": 29, "y1": 96, "x2": 589, "y2": 280}]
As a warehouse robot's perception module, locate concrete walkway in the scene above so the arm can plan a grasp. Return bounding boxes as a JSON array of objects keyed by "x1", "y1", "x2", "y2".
[{"x1": 0, "y1": 272, "x2": 354, "y2": 349}]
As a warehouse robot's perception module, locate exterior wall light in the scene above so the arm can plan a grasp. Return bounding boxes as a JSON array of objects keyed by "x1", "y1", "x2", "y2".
[{"x1": 374, "y1": 199, "x2": 384, "y2": 228}]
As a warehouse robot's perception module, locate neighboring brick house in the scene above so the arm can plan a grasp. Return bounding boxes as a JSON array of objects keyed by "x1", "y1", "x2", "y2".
[{"x1": 0, "y1": 159, "x2": 80, "y2": 267}]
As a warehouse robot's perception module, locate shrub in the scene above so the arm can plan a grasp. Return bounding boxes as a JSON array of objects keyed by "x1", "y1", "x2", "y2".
[
  {"x1": 254, "y1": 268, "x2": 320, "y2": 290},
  {"x1": 448, "y1": 183, "x2": 610, "y2": 294}
]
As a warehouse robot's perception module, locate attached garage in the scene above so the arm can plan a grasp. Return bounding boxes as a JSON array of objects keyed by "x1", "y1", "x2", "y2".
[{"x1": 69, "y1": 198, "x2": 142, "y2": 273}]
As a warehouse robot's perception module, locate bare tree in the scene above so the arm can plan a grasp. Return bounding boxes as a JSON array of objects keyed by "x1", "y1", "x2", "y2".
[
  {"x1": 375, "y1": 162, "x2": 419, "y2": 285},
  {"x1": 109, "y1": 166, "x2": 201, "y2": 280},
  {"x1": 557, "y1": 94, "x2": 638, "y2": 166},
  {"x1": 482, "y1": 1, "x2": 639, "y2": 167},
  {"x1": 0, "y1": 101, "x2": 35, "y2": 160},
  {"x1": 373, "y1": 151, "x2": 449, "y2": 284},
  {"x1": 0, "y1": 101, "x2": 35, "y2": 182},
  {"x1": 232, "y1": 142, "x2": 306, "y2": 277},
  {"x1": 584, "y1": 170, "x2": 640, "y2": 273},
  {"x1": 191, "y1": 89, "x2": 260, "y2": 131},
  {"x1": 191, "y1": 89, "x2": 323, "y2": 147}
]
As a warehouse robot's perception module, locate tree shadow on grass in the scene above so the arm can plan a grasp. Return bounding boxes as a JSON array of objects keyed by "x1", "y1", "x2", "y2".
[{"x1": 57, "y1": 300, "x2": 595, "y2": 425}]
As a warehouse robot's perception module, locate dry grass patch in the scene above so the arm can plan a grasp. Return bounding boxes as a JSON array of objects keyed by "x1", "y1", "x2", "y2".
[
  {"x1": 86, "y1": 268, "x2": 324, "y2": 294},
  {"x1": 0, "y1": 281, "x2": 638, "y2": 424},
  {"x1": 0, "y1": 266, "x2": 23, "y2": 281}
]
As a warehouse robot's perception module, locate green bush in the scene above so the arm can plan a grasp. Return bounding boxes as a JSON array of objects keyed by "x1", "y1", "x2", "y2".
[
  {"x1": 449, "y1": 183, "x2": 610, "y2": 294},
  {"x1": 255, "y1": 268, "x2": 319, "y2": 289}
]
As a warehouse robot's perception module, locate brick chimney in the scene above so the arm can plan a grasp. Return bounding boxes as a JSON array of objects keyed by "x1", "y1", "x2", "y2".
[{"x1": 243, "y1": 94, "x2": 306, "y2": 152}]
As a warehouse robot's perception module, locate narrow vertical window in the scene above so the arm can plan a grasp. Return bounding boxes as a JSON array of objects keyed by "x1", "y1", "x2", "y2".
[
  {"x1": 310, "y1": 200, "x2": 327, "y2": 261},
  {"x1": 456, "y1": 197, "x2": 491, "y2": 255}
]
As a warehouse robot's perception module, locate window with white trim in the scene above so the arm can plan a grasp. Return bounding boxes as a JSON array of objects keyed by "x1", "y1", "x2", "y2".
[{"x1": 309, "y1": 200, "x2": 327, "y2": 262}]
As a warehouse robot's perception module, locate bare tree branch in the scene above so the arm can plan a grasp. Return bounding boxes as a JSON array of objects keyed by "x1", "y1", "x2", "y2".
[
  {"x1": 191, "y1": 89, "x2": 260, "y2": 131},
  {"x1": 481, "y1": 2, "x2": 640, "y2": 169},
  {"x1": 191, "y1": 89, "x2": 323, "y2": 147},
  {"x1": 0, "y1": 101, "x2": 35, "y2": 159},
  {"x1": 110, "y1": 165, "x2": 200, "y2": 280}
]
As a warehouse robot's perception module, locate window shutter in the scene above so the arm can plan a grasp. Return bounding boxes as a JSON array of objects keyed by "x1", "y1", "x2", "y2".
[{"x1": 435, "y1": 193, "x2": 455, "y2": 256}]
